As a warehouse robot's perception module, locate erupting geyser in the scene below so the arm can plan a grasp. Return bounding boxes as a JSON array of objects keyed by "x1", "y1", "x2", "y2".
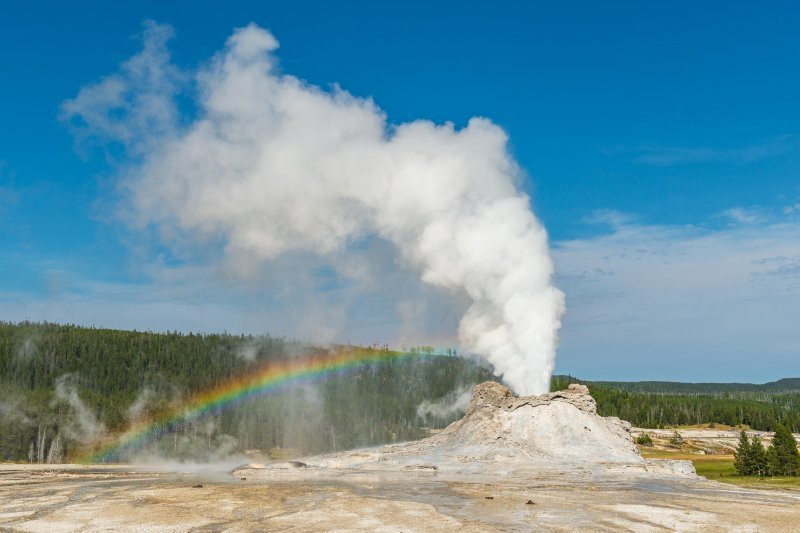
[
  {"x1": 62, "y1": 22, "x2": 565, "y2": 394},
  {"x1": 234, "y1": 382, "x2": 697, "y2": 479}
]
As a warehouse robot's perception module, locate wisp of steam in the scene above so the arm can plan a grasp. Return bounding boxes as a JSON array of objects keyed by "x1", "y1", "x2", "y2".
[{"x1": 62, "y1": 22, "x2": 565, "y2": 394}]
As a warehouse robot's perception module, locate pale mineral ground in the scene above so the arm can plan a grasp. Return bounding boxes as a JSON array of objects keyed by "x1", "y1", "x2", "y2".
[{"x1": 2, "y1": 383, "x2": 799, "y2": 532}]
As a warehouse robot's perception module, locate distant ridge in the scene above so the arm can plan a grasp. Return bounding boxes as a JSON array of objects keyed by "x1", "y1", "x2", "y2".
[{"x1": 554, "y1": 376, "x2": 800, "y2": 395}]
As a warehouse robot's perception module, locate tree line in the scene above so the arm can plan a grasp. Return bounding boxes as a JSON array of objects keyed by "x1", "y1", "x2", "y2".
[
  {"x1": 1, "y1": 322, "x2": 798, "y2": 463},
  {"x1": 733, "y1": 426, "x2": 800, "y2": 477},
  {"x1": 552, "y1": 375, "x2": 800, "y2": 432}
]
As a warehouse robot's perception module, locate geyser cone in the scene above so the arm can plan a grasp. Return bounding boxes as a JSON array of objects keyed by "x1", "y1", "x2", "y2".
[{"x1": 234, "y1": 383, "x2": 696, "y2": 479}]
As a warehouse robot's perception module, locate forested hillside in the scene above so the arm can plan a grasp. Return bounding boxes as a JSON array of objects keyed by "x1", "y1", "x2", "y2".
[
  {"x1": 552, "y1": 376, "x2": 800, "y2": 432},
  {"x1": 1, "y1": 322, "x2": 798, "y2": 464},
  {"x1": 0, "y1": 321, "x2": 491, "y2": 462}
]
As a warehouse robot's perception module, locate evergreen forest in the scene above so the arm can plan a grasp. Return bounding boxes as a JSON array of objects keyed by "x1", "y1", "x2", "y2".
[{"x1": 1, "y1": 322, "x2": 798, "y2": 463}]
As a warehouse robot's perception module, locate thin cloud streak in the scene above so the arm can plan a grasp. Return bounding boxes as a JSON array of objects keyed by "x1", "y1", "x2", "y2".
[{"x1": 606, "y1": 136, "x2": 799, "y2": 167}]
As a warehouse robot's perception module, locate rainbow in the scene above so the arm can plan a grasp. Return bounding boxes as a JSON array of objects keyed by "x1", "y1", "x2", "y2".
[{"x1": 76, "y1": 348, "x2": 432, "y2": 463}]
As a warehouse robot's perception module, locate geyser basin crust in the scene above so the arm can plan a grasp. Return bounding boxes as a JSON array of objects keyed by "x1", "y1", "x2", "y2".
[{"x1": 235, "y1": 382, "x2": 695, "y2": 480}]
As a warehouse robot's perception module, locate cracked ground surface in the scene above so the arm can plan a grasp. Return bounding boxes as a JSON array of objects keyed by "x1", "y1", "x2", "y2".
[{"x1": 2, "y1": 464, "x2": 800, "y2": 532}]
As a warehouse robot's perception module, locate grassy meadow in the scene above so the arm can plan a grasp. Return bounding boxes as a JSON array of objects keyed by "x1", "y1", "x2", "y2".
[{"x1": 640, "y1": 449, "x2": 800, "y2": 490}]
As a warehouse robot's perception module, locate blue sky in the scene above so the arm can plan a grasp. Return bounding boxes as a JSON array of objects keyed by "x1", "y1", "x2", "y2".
[{"x1": 1, "y1": 1, "x2": 799, "y2": 382}]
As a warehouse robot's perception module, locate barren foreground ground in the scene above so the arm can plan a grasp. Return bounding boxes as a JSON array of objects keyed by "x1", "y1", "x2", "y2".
[{"x1": 2, "y1": 463, "x2": 800, "y2": 532}]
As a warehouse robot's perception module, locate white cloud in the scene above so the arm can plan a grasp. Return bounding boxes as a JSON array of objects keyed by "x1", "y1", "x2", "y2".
[
  {"x1": 581, "y1": 209, "x2": 635, "y2": 228},
  {"x1": 782, "y1": 200, "x2": 800, "y2": 216},
  {"x1": 719, "y1": 206, "x2": 767, "y2": 226}
]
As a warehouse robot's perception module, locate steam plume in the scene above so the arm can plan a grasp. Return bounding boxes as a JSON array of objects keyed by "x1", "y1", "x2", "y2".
[
  {"x1": 416, "y1": 384, "x2": 473, "y2": 420},
  {"x1": 62, "y1": 22, "x2": 564, "y2": 394},
  {"x1": 53, "y1": 375, "x2": 105, "y2": 443},
  {"x1": 0, "y1": 397, "x2": 32, "y2": 426},
  {"x1": 127, "y1": 387, "x2": 155, "y2": 421}
]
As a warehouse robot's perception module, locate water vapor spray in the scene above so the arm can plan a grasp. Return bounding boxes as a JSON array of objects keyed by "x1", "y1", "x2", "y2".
[
  {"x1": 416, "y1": 384, "x2": 473, "y2": 420},
  {"x1": 62, "y1": 22, "x2": 565, "y2": 394},
  {"x1": 52, "y1": 375, "x2": 106, "y2": 443}
]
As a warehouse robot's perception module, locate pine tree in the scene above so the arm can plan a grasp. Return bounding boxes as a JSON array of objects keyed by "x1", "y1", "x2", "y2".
[
  {"x1": 750, "y1": 435, "x2": 767, "y2": 477},
  {"x1": 733, "y1": 430, "x2": 753, "y2": 475},
  {"x1": 767, "y1": 424, "x2": 800, "y2": 476}
]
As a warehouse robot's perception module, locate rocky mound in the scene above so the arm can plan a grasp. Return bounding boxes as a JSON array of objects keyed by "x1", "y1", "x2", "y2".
[
  {"x1": 235, "y1": 382, "x2": 695, "y2": 480},
  {"x1": 431, "y1": 381, "x2": 641, "y2": 464}
]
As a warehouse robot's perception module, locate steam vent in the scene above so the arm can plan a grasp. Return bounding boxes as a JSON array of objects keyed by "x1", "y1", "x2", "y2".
[{"x1": 234, "y1": 382, "x2": 696, "y2": 480}]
